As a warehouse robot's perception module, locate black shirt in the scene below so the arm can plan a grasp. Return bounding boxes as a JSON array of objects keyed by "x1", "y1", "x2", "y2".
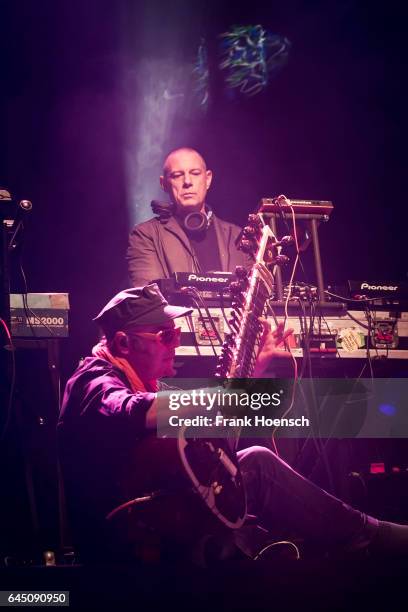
[{"x1": 187, "y1": 221, "x2": 222, "y2": 272}]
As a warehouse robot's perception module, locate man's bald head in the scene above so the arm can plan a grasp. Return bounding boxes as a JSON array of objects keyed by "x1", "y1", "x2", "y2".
[
  {"x1": 160, "y1": 147, "x2": 212, "y2": 216},
  {"x1": 162, "y1": 148, "x2": 207, "y2": 176}
]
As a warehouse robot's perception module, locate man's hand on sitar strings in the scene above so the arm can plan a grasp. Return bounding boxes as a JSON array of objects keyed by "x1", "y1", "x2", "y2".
[{"x1": 253, "y1": 318, "x2": 294, "y2": 377}]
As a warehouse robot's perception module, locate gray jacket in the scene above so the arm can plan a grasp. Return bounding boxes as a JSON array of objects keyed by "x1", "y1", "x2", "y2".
[{"x1": 127, "y1": 214, "x2": 250, "y2": 286}]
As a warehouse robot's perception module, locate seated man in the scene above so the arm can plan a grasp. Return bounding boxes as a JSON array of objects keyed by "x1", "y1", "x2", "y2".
[
  {"x1": 126, "y1": 148, "x2": 250, "y2": 286},
  {"x1": 58, "y1": 284, "x2": 408, "y2": 563}
]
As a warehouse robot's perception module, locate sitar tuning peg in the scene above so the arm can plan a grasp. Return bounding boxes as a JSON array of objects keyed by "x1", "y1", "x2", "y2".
[
  {"x1": 273, "y1": 254, "x2": 290, "y2": 266},
  {"x1": 230, "y1": 277, "x2": 248, "y2": 293},
  {"x1": 248, "y1": 213, "x2": 262, "y2": 225},
  {"x1": 239, "y1": 239, "x2": 256, "y2": 254},
  {"x1": 235, "y1": 266, "x2": 248, "y2": 279},
  {"x1": 279, "y1": 235, "x2": 293, "y2": 246},
  {"x1": 229, "y1": 281, "x2": 241, "y2": 295},
  {"x1": 243, "y1": 226, "x2": 256, "y2": 238}
]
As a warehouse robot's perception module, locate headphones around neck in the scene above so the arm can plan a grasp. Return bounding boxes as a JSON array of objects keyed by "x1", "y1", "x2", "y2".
[{"x1": 151, "y1": 200, "x2": 213, "y2": 234}]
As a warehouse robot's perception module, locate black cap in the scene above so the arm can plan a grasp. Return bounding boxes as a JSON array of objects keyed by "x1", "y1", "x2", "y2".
[{"x1": 93, "y1": 283, "x2": 192, "y2": 338}]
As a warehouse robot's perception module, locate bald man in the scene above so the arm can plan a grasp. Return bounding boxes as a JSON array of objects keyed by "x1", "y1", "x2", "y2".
[{"x1": 126, "y1": 148, "x2": 250, "y2": 286}]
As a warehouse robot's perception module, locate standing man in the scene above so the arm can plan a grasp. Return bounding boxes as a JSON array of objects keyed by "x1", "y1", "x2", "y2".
[{"x1": 126, "y1": 148, "x2": 250, "y2": 286}]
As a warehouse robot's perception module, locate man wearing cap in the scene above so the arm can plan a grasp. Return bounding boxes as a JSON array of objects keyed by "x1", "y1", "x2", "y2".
[
  {"x1": 59, "y1": 284, "x2": 408, "y2": 563},
  {"x1": 58, "y1": 285, "x2": 193, "y2": 561},
  {"x1": 126, "y1": 147, "x2": 250, "y2": 286}
]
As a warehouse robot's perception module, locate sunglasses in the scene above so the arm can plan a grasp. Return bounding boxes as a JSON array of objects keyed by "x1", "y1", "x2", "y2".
[{"x1": 129, "y1": 326, "x2": 181, "y2": 347}]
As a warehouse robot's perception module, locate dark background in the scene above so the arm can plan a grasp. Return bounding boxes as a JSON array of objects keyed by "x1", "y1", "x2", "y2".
[{"x1": 1, "y1": 0, "x2": 406, "y2": 378}]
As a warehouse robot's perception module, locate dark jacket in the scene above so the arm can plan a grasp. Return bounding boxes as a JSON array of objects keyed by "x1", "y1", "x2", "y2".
[
  {"x1": 126, "y1": 214, "x2": 249, "y2": 286},
  {"x1": 58, "y1": 357, "x2": 156, "y2": 560}
]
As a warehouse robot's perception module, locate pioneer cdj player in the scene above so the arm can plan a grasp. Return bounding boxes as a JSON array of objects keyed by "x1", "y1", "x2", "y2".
[{"x1": 155, "y1": 271, "x2": 236, "y2": 304}]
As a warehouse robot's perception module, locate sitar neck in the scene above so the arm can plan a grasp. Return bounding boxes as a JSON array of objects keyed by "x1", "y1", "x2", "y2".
[{"x1": 216, "y1": 221, "x2": 277, "y2": 379}]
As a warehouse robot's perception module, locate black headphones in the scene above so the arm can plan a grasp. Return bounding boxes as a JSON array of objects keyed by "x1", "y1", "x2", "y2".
[
  {"x1": 183, "y1": 208, "x2": 213, "y2": 233},
  {"x1": 151, "y1": 200, "x2": 213, "y2": 234},
  {"x1": 119, "y1": 334, "x2": 130, "y2": 349}
]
